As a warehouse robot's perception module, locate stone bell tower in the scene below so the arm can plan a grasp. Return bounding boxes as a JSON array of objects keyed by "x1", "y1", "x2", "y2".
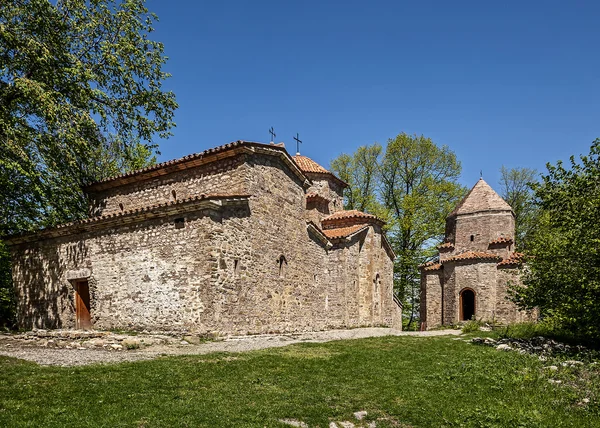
[{"x1": 420, "y1": 178, "x2": 534, "y2": 329}]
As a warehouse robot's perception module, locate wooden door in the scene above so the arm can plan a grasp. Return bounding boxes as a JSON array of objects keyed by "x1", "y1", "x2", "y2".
[{"x1": 75, "y1": 281, "x2": 92, "y2": 330}]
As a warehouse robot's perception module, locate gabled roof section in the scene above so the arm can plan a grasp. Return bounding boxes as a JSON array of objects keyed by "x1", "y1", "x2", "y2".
[
  {"x1": 497, "y1": 252, "x2": 525, "y2": 268},
  {"x1": 444, "y1": 250, "x2": 503, "y2": 263},
  {"x1": 292, "y1": 155, "x2": 348, "y2": 188},
  {"x1": 322, "y1": 224, "x2": 369, "y2": 240},
  {"x1": 420, "y1": 261, "x2": 443, "y2": 271},
  {"x1": 437, "y1": 241, "x2": 455, "y2": 251},
  {"x1": 293, "y1": 155, "x2": 330, "y2": 174},
  {"x1": 449, "y1": 178, "x2": 513, "y2": 217},
  {"x1": 85, "y1": 141, "x2": 310, "y2": 192},
  {"x1": 489, "y1": 236, "x2": 513, "y2": 246},
  {"x1": 321, "y1": 210, "x2": 384, "y2": 228}
]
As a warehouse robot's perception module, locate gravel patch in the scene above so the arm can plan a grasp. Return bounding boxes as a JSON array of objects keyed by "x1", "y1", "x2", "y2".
[{"x1": 0, "y1": 327, "x2": 461, "y2": 367}]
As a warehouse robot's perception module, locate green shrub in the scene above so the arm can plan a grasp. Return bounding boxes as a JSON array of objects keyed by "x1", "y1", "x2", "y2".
[
  {"x1": 495, "y1": 320, "x2": 594, "y2": 347},
  {"x1": 462, "y1": 320, "x2": 483, "y2": 334}
]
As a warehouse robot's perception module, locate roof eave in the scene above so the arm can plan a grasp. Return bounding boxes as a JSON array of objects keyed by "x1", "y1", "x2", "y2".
[
  {"x1": 4, "y1": 195, "x2": 250, "y2": 246},
  {"x1": 84, "y1": 141, "x2": 311, "y2": 193}
]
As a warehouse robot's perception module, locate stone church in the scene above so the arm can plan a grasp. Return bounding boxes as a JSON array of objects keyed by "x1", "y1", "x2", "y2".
[
  {"x1": 420, "y1": 178, "x2": 534, "y2": 329},
  {"x1": 6, "y1": 141, "x2": 401, "y2": 334}
]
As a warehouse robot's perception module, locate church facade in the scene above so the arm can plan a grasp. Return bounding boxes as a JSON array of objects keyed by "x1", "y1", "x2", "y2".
[
  {"x1": 6, "y1": 141, "x2": 401, "y2": 334},
  {"x1": 420, "y1": 178, "x2": 534, "y2": 329}
]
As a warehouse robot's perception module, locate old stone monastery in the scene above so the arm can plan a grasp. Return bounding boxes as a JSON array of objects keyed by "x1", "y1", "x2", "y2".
[{"x1": 7, "y1": 141, "x2": 401, "y2": 334}]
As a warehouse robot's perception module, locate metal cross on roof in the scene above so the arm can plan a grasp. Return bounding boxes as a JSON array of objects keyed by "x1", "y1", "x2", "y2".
[
  {"x1": 269, "y1": 126, "x2": 276, "y2": 142},
  {"x1": 293, "y1": 132, "x2": 302, "y2": 155}
]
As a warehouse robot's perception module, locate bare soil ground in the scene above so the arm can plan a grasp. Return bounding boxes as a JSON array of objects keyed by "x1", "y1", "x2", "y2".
[{"x1": 0, "y1": 327, "x2": 461, "y2": 366}]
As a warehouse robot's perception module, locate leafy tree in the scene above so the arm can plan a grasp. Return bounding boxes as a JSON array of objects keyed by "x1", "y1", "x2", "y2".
[
  {"x1": 499, "y1": 166, "x2": 538, "y2": 249},
  {"x1": 510, "y1": 139, "x2": 600, "y2": 340},
  {"x1": 331, "y1": 133, "x2": 465, "y2": 329},
  {"x1": 330, "y1": 144, "x2": 383, "y2": 214},
  {"x1": 380, "y1": 133, "x2": 465, "y2": 328},
  {"x1": 0, "y1": 0, "x2": 177, "y2": 327}
]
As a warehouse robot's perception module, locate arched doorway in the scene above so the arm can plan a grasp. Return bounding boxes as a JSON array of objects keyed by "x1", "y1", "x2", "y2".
[{"x1": 460, "y1": 289, "x2": 475, "y2": 321}]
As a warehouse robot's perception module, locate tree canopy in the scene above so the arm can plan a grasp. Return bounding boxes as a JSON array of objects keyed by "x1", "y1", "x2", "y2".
[
  {"x1": 330, "y1": 133, "x2": 465, "y2": 328},
  {"x1": 0, "y1": 0, "x2": 177, "y2": 327},
  {"x1": 0, "y1": 0, "x2": 176, "y2": 234},
  {"x1": 510, "y1": 139, "x2": 600, "y2": 340},
  {"x1": 499, "y1": 166, "x2": 538, "y2": 249}
]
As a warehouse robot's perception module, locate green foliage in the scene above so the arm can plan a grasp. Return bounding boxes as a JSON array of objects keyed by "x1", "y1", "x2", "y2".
[
  {"x1": 495, "y1": 321, "x2": 571, "y2": 341},
  {"x1": 331, "y1": 133, "x2": 466, "y2": 328},
  {"x1": 499, "y1": 166, "x2": 539, "y2": 249},
  {"x1": 462, "y1": 319, "x2": 483, "y2": 334},
  {"x1": 0, "y1": 336, "x2": 598, "y2": 426},
  {"x1": 0, "y1": 0, "x2": 176, "y2": 234},
  {"x1": 330, "y1": 144, "x2": 383, "y2": 214},
  {"x1": 0, "y1": 241, "x2": 15, "y2": 329},
  {"x1": 510, "y1": 139, "x2": 600, "y2": 340},
  {"x1": 0, "y1": 0, "x2": 176, "y2": 326}
]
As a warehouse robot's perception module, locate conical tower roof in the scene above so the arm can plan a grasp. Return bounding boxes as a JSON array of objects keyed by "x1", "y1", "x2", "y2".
[{"x1": 449, "y1": 178, "x2": 513, "y2": 217}]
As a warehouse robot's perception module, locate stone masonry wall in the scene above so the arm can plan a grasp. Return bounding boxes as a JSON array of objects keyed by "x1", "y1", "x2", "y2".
[
  {"x1": 304, "y1": 174, "x2": 345, "y2": 216},
  {"x1": 90, "y1": 154, "x2": 249, "y2": 217},
  {"x1": 420, "y1": 271, "x2": 443, "y2": 329},
  {"x1": 10, "y1": 150, "x2": 396, "y2": 334},
  {"x1": 495, "y1": 268, "x2": 536, "y2": 324},
  {"x1": 453, "y1": 211, "x2": 514, "y2": 252}
]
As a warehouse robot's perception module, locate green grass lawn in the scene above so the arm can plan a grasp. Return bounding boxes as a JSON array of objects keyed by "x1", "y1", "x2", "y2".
[{"x1": 0, "y1": 335, "x2": 598, "y2": 427}]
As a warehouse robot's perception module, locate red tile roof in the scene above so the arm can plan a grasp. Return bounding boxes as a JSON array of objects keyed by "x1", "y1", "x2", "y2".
[
  {"x1": 489, "y1": 236, "x2": 513, "y2": 245},
  {"x1": 85, "y1": 141, "x2": 310, "y2": 192},
  {"x1": 292, "y1": 155, "x2": 330, "y2": 174},
  {"x1": 437, "y1": 242, "x2": 455, "y2": 250},
  {"x1": 322, "y1": 210, "x2": 382, "y2": 225},
  {"x1": 445, "y1": 251, "x2": 503, "y2": 263},
  {"x1": 498, "y1": 252, "x2": 525, "y2": 267},
  {"x1": 292, "y1": 155, "x2": 348, "y2": 188},
  {"x1": 322, "y1": 224, "x2": 369, "y2": 239},
  {"x1": 4, "y1": 194, "x2": 250, "y2": 245},
  {"x1": 421, "y1": 262, "x2": 443, "y2": 271}
]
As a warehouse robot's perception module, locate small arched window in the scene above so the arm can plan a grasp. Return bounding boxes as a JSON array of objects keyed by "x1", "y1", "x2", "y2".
[
  {"x1": 234, "y1": 259, "x2": 240, "y2": 277},
  {"x1": 277, "y1": 255, "x2": 287, "y2": 278},
  {"x1": 470, "y1": 235, "x2": 475, "y2": 242},
  {"x1": 171, "y1": 189, "x2": 177, "y2": 201},
  {"x1": 119, "y1": 203, "x2": 124, "y2": 212}
]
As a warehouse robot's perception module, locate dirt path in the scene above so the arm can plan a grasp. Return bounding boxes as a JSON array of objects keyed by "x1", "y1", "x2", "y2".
[{"x1": 0, "y1": 328, "x2": 461, "y2": 367}]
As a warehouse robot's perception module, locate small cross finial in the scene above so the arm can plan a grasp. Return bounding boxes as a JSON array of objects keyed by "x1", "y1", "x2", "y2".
[
  {"x1": 293, "y1": 132, "x2": 302, "y2": 155},
  {"x1": 480, "y1": 170, "x2": 483, "y2": 178},
  {"x1": 269, "y1": 126, "x2": 276, "y2": 143}
]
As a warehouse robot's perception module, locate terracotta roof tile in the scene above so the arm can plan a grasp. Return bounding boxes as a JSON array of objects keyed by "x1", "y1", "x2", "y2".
[
  {"x1": 445, "y1": 250, "x2": 503, "y2": 263},
  {"x1": 450, "y1": 178, "x2": 513, "y2": 217},
  {"x1": 292, "y1": 155, "x2": 330, "y2": 174},
  {"x1": 322, "y1": 210, "x2": 382, "y2": 226},
  {"x1": 292, "y1": 155, "x2": 348, "y2": 188},
  {"x1": 498, "y1": 252, "x2": 525, "y2": 267},
  {"x1": 5, "y1": 194, "x2": 250, "y2": 244},
  {"x1": 489, "y1": 236, "x2": 513, "y2": 245},
  {"x1": 322, "y1": 224, "x2": 369, "y2": 239},
  {"x1": 437, "y1": 241, "x2": 455, "y2": 250},
  {"x1": 421, "y1": 262, "x2": 443, "y2": 271},
  {"x1": 85, "y1": 141, "x2": 310, "y2": 192}
]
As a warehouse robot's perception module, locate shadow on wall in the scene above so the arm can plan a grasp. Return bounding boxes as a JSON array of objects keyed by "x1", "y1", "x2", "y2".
[{"x1": 16, "y1": 239, "x2": 90, "y2": 329}]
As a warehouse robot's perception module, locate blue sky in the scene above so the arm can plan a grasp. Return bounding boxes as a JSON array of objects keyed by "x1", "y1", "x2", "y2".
[{"x1": 148, "y1": 1, "x2": 599, "y2": 188}]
